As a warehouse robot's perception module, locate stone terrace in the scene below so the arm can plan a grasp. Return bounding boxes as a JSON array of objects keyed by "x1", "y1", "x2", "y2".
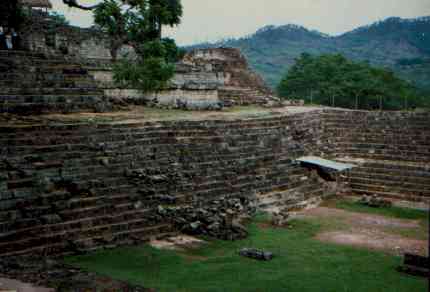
[
  {"x1": 0, "y1": 50, "x2": 111, "y2": 115},
  {"x1": 0, "y1": 107, "x2": 325, "y2": 257},
  {"x1": 322, "y1": 110, "x2": 430, "y2": 202},
  {"x1": 0, "y1": 106, "x2": 428, "y2": 257}
]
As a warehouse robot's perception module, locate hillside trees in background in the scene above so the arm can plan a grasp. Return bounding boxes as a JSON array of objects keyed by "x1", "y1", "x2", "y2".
[
  {"x1": 277, "y1": 53, "x2": 429, "y2": 110},
  {"x1": 63, "y1": 0, "x2": 183, "y2": 92}
]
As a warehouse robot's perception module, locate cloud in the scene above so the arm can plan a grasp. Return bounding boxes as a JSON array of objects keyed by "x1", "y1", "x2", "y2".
[{"x1": 52, "y1": 0, "x2": 430, "y2": 45}]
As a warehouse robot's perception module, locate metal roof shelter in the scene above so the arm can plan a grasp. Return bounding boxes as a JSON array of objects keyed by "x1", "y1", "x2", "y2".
[{"x1": 296, "y1": 156, "x2": 356, "y2": 171}]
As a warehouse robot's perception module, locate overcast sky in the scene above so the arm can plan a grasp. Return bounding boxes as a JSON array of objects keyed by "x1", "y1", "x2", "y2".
[{"x1": 53, "y1": 0, "x2": 430, "y2": 45}]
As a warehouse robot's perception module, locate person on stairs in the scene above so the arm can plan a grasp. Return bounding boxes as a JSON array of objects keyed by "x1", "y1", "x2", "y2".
[
  {"x1": 0, "y1": 26, "x2": 5, "y2": 50},
  {"x1": 5, "y1": 28, "x2": 13, "y2": 50},
  {"x1": 11, "y1": 28, "x2": 19, "y2": 50}
]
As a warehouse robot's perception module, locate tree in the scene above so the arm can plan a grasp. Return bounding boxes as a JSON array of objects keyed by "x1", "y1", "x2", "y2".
[
  {"x1": 277, "y1": 53, "x2": 425, "y2": 110},
  {"x1": 63, "y1": 0, "x2": 183, "y2": 92}
]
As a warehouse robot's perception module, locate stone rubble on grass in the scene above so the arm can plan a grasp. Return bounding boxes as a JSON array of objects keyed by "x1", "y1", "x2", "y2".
[
  {"x1": 358, "y1": 195, "x2": 392, "y2": 208},
  {"x1": 271, "y1": 208, "x2": 291, "y2": 227},
  {"x1": 158, "y1": 195, "x2": 257, "y2": 240},
  {"x1": 239, "y1": 248, "x2": 274, "y2": 261}
]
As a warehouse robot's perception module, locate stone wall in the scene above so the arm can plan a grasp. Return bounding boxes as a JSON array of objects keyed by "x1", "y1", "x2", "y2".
[
  {"x1": 14, "y1": 14, "x2": 276, "y2": 109},
  {"x1": 0, "y1": 50, "x2": 113, "y2": 115},
  {"x1": 89, "y1": 48, "x2": 276, "y2": 109},
  {"x1": 322, "y1": 109, "x2": 430, "y2": 202},
  {"x1": 0, "y1": 107, "x2": 429, "y2": 256},
  {"x1": 0, "y1": 110, "x2": 325, "y2": 257},
  {"x1": 20, "y1": 14, "x2": 132, "y2": 61}
]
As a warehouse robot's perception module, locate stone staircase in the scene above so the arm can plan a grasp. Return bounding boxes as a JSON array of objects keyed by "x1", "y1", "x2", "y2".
[
  {"x1": 322, "y1": 110, "x2": 430, "y2": 202},
  {"x1": 218, "y1": 87, "x2": 271, "y2": 106},
  {"x1": 0, "y1": 112, "x2": 325, "y2": 256},
  {"x1": 0, "y1": 50, "x2": 111, "y2": 114},
  {"x1": 344, "y1": 160, "x2": 430, "y2": 202}
]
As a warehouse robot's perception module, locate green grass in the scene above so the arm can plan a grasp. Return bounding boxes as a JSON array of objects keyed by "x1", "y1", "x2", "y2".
[
  {"x1": 325, "y1": 199, "x2": 429, "y2": 222},
  {"x1": 64, "y1": 216, "x2": 426, "y2": 292}
]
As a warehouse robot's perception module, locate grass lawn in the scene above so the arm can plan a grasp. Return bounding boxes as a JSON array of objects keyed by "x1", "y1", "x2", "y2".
[
  {"x1": 64, "y1": 212, "x2": 427, "y2": 292},
  {"x1": 323, "y1": 198, "x2": 429, "y2": 222}
]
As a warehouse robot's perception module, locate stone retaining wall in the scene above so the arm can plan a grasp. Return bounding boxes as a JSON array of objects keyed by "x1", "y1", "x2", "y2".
[
  {"x1": 0, "y1": 110, "x2": 325, "y2": 256},
  {"x1": 0, "y1": 109, "x2": 428, "y2": 256},
  {"x1": 322, "y1": 109, "x2": 430, "y2": 202}
]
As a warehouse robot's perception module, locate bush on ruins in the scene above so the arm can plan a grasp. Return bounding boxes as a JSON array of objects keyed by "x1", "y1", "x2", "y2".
[{"x1": 63, "y1": 0, "x2": 183, "y2": 93}]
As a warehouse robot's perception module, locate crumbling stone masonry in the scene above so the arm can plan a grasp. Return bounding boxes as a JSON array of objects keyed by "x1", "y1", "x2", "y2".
[
  {"x1": 0, "y1": 105, "x2": 428, "y2": 257},
  {"x1": 0, "y1": 50, "x2": 112, "y2": 115},
  {"x1": 0, "y1": 48, "x2": 275, "y2": 114},
  {"x1": 13, "y1": 15, "x2": 275, "y2": 111},
  {"x1": 0, "y1": 110, "x2": 325, "y2": 257},
  {"x1": 96, "y1": 48, "x2": 276, "y2": 109}
]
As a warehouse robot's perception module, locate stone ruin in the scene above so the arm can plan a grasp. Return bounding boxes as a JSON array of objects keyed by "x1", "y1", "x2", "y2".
[
  {"x1": 103, "y1": 47, "x2": 277, "y2": 110},
  {"x1": 0, "y1": 11, "x2": 277, "y2": 114},
  {"x1": 0, "y1": 7, "x2": 429, "y2": 290}
]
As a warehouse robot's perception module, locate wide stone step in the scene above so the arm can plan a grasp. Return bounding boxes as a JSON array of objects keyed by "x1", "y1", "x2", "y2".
[
  {"x1": 258, "y1": 184, "x2": 324, "y2": 210},
  {"x1": 349, "y1": 177, "x2": 430, "y2": 190},
  {"x1": 350, "y1": 182, "x2": 430, "y2": 198},
  {"x1": 0, "y1": 94, "x2": 104, "y2": 103},
  {"x1": 0, "y1": 101, "x2": 111, "y2": 115},
  {"x1": 349, "y1": 170, "x2": 430, "y2": 184},
  {"x1": 333, "y1": 147, "x2": 430, "y2": 158},
  {"x1": 0, "y1": 223, "x2": 175, "y2": 257},
  {"x1": 1, "y1": 87, "x2": 103, "y2": 95},
  {"x1": 351, "y1": 188, "x2": 428, "y2": 203},
  {"x1": 334, "y1": 152, "x2": 429, "y2": 162},
  {"x1": 0, "y1": 203, "x2": 153, "y2": 238},
  {"x1": 334, "y1": 142, "x2": 430, "y2": 150},
  {"x1": 354, "y1": 166, "x2": 430, "y2": 177}
]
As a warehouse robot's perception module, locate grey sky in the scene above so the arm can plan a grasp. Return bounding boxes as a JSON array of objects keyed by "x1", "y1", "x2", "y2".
[{"x1": 53, "y1": 0, "x2": 430, "y2": 45}]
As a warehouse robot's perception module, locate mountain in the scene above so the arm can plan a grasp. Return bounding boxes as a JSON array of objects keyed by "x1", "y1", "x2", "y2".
[{"x1": 187, "y1": 17, "x2": 430, "y2": 91}]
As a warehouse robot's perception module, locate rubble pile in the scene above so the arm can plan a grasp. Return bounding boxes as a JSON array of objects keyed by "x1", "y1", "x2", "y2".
[
  {"x1": 158, "y1": 195, "x2": 258, "y2": 240},
  {"x1": 271, "y1": 209, "x2": 291, "y2": 227},
  {"x1": 358, "y1": 195, "x2": 392, "y2": 208}
]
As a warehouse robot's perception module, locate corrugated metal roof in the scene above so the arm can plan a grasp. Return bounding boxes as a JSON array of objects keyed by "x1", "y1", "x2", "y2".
[
  {"x1": 19, "y1": 0, "x2": 52, "y2": 8},
  {"x1": 297, "y1": 156, "x2": 356, "y2": 171}
]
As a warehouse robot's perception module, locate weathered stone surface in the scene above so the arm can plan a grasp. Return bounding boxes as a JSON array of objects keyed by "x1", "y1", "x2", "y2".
[
  {"x1": 0, "y1": 256, "x2": 151, "y2": 291},
  {"x1": 159, "y1": 195, "x2": 256, "y2": 240},
  {"x1": 358, "y1": 195, "x2": 392, "y2": 208},
  {"x1": 0, "y1": 110, "x2": 328, "y2": 256},
  {"x1": 0, "y1": 108, "x2": 428, "y2": 259},
  {"x1": 239, "y1": 248, "x2": 274, "y2": 261},
  {"x1": 99, "y1": 48, "x2": 278, "y2": 109}
]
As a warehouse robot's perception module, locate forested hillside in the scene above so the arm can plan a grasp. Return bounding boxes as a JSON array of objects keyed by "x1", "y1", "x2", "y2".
[{"x1": 188, "y1": 16, "x2": 430, "y2": 91}]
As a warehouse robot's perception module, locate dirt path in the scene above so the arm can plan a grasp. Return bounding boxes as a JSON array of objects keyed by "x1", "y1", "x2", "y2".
[{"x1": 301, "y1": 207, "x2": 428, "y2": 256}]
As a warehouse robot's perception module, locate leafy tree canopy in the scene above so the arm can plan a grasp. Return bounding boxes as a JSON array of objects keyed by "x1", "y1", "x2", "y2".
[
  {"x1": 277, "y1": 53, "x2": 429, "y2": 110},
  {"x1": 62, "y1": 0, "x2": 183, "y2": 93}
]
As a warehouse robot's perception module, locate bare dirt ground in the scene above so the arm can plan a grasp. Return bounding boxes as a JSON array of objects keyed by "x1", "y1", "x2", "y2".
[
  {"x1": 150, "y1": 235, "x2": 206, "y2": 251},
  {"x1": 301, "y1": 207, "x2": 429, "y2": 256}
]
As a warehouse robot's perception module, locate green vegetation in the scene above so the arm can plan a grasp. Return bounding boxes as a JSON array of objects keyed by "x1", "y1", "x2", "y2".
[
  {"x1": 189, "y1": 17, "x2": 430, "y2": 92},
  {"x1": 63, "y1": 0, "x2": 183, "y2": 92},
  {"x1": 324, "y1": 198, "x2": 429, "y2": 223},
  {"x1": 65, "y1": 215, "x2": 426, "y2": 292},
  {"x1": 276, "y1": 53, "x2": 429, "y2": 110}
]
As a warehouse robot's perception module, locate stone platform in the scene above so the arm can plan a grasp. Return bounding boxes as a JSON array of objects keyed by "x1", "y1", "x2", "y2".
[{"x1": 0, "y1": 106, "x2": 428, "y2": 258}]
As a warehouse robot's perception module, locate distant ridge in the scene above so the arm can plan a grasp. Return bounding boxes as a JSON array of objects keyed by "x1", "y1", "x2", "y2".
[{"x1": 187, "y1": 16, "x2": 430, "y2": 91}]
